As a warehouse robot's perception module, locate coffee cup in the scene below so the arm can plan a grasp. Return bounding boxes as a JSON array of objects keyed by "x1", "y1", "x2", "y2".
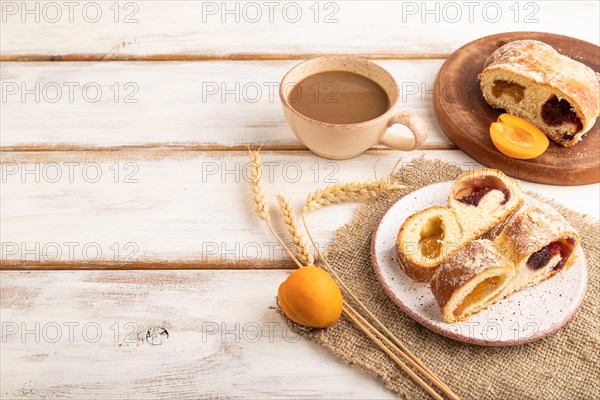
[{"x1": 279, "y1": 56, "x2": 428, "y2": 160}]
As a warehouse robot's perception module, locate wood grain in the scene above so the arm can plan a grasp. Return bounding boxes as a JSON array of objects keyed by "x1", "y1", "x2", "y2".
[
  {"x1": 1, "y1": 150, "x2": 598, "y2": 270},
  {"x1": 1, "y1": 1, "x2": 598, "y2": 59},
  {"x1": 0, "y1": 259, "x2": 297, "y2": 271},
  {"x1": 434, "y1": 32, "x2": 600, "y2": 185},
  {"x1": 1, "y1": 2, "x2": 598, "y2": 399},
  {"x1": 0, "y1": 60, "x2": 452, "y2": 150},
  {"x1": 0, "y1": 270, "x2": 396, "y2": 399},
  {"x1": 0, "y1": 143, "x2": 456, "y2": 152},
  {"x1": 1, "y1": 53, "x2": 450, "y2": 62}
]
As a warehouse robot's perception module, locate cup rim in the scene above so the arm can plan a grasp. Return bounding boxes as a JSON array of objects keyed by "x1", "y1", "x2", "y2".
[{"x1": 279, "y1": 56, "x2": 400, "y2": 130}]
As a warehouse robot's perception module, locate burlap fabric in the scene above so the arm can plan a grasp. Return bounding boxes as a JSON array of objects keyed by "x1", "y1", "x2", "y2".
[{"x1": 280, "y1": 158, "x2": 599, "y2": 400}]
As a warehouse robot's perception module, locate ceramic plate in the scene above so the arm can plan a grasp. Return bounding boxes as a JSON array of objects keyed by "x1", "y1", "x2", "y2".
[{"x1": 371, "y1": 182, "x2": 587, "y2": 346}]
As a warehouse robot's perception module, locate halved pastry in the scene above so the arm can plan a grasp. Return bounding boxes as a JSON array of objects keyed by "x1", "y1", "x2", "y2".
[
  {"x1": 495, "y1": 204, "x2": 580, "y2": 295},
  {"x1": 448, "y1": 168, "x2": 523, "y2": 240},
  {"x1": 479, "y1": 40, "x2": 600, "y2": 147},
  {"x1": 396, "y1": 206, "x2": 462, "y2": 282},
  {"x1": 430, "y1": 240, "x2": 514, "y2": 324}
]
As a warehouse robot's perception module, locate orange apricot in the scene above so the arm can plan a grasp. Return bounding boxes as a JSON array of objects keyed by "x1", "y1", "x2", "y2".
[
  {"x1": 490, "y1": 114, "x2": 549, "y2": 159},
  {"x1": 278, "y1": 266, "x2": 343, "y2": 328}
]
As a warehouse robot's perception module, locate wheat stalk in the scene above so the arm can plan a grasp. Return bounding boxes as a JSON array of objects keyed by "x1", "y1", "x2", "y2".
[
  {"x1": 248, "y1": 149, "x2": 304, "y2": 269},
  {"x1": 277, "y1": 195, "x2": 315, "y2": 266},
  {"x1": 247, "y1": 150, "x2": 458, "y2": 399},
  {"x1": 303, "y1": 180, "x2": 405, "y2": 213},
  {"x1": 249, "y1": 149, "x2": 270, "y2": 222}
]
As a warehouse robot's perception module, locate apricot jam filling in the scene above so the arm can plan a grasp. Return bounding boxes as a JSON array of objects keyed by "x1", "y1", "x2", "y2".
[
  {"x1": 454, "y1": 276, "x2": 506, "y2": 316},
  {"x1": 492, "y1": 80, "x2": 525, "y2": 103},
  {"x1": 541, "y1": 96, "x2": 583, "y2": 133},
  {"x1": 419, "y1": 216, "x2": 444, "y2": 259},
  {"x1": 420, "y1": 238, "x2": 442, "y2": 259}
]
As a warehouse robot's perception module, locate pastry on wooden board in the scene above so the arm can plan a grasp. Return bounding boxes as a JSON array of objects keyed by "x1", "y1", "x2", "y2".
[
  {"x1": 479, "y1": 39, "x2": 600, "y2": 147},
  {"x1": 396, "y1": 169, "x2": 523, "y2": 282}
]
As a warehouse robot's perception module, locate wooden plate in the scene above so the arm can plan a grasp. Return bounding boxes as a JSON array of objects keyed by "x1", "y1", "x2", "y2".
[
  {"x1": 371, "y1": 182, "x2": 588, "y2": 346},
  {"x1": 433, "y1": 32, "x2": 600, "y2": 185}
]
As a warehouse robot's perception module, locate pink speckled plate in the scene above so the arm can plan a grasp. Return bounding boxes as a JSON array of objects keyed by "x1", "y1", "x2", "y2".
[{"x1": 371, "y1": 182, "x2": 588, "y2": 346}]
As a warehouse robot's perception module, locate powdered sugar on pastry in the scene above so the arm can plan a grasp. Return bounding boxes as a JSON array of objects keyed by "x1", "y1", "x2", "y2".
[{"x1": 479, "y1": 40, "x2": 599, "y2": 146}]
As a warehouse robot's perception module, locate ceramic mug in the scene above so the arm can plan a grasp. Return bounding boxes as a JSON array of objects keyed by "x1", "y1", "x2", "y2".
[{"x1": 279, "y1": 56, "x2": 428, "y2": 160}]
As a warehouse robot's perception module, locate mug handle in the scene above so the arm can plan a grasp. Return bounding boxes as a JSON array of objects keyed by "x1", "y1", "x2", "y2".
[{"x1": 380, "y1": 111, "x2": 428, "y2": 151}]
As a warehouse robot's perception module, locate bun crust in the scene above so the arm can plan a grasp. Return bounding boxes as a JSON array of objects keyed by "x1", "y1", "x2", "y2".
[
  {"x1": 430, "y1": 204, "x2": 581, "y2": 323},
  {"x1": 396, "y1": 206, "x2": 462, "y2": 282},
  {"x1": 396, "y1": 169, "x2": 523, "y2": 282},
  {"x1": 430, "y1": 240, "x2": 514, "y2": 323},
  {"x1": 495, "y1": 204, "x2": 580, "y2": 295}
]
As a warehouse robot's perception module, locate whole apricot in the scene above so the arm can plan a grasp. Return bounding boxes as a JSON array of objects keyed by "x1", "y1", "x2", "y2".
[{"x1": 278, "y1": 266, "x2": 343, "y2": 328}]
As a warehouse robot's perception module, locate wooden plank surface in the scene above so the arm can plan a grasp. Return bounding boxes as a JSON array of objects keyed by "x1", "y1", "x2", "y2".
[
  {"x1": 2, "y1": 150, "x2": 598, "y2": 269},
  {"x1": 2, "y1": 2, "x2": 599, "y2": 399},
  {"x1": 1, "y1": 1, "x2": 598, "y2": 59},
  {"x1": 0, "y1": 60, "x2": 452, "y2": 150},
  {"x1": 0, "y1": 269, "x2": 396, "y2": 399}
]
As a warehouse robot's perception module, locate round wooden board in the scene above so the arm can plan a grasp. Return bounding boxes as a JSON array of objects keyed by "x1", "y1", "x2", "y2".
[{"x1": 433, "y1": 32, "x2": 600, "y2": 185}]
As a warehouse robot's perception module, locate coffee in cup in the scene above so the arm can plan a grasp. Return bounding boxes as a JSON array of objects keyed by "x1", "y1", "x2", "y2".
[{"x1": 280, "y1": 56, "x2": 428, "y2": 160}]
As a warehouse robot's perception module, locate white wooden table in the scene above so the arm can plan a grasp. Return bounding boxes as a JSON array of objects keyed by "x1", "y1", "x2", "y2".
[{"x1": 1, "y1": 1, "x2": 598, "y2": 398}]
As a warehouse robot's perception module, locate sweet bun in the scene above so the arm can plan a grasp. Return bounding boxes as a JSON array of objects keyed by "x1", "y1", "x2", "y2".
[
  {"x1": 396, "y1": 169, "x2": 523, "y2": 282},
  {"x1": 430, "y1": 240, "x2": 514, "y2": 323},
  {"x1": 495, "y1": 204, "x2": 580, "y2": 295},
  {"x1": 448, "y1": 169, "x2": 524, "y2": 240},
  {"x1": 430, "y1": 205, "x2": 580, "y2": 323},
  {"x1": 396, "y1": 206, "x2": 462, "y2": 281},
  {"x1": 479, "y1": 40, "x2": 600, "y2": 147}
]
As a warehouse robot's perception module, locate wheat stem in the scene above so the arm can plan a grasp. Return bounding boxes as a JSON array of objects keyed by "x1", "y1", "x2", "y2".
[{"x1": 299, "y1": 175, "x2": 454, "y2": 392}]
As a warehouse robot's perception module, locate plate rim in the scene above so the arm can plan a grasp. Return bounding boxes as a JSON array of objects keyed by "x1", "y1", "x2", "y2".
[{"x1": 370, "y1": 181, "x2": 588, "y2": 346}]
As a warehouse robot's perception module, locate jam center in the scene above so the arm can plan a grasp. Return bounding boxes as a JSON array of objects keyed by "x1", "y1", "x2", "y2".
[
  {"x1": 492, "y1": 80, "x2": 525, "y2": 103},
  {"x1": 541, "y1": 96, "x2": 583, "y2": 134},
  {"x1": 420, "y1": 237, "x2": 442, "y2": 259},
  {"x1": 454, "y1": 276, "x2": 505, "y2": 316},
  {"x1": 526, "y1": 241, "x2": 569, "y2": 271},
  {"x1": 419, "y1": 216, "x2": 444, "y2": 259},
  {"x1": 457, "y1": 187, "x2": 510, "y2": 207}
]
